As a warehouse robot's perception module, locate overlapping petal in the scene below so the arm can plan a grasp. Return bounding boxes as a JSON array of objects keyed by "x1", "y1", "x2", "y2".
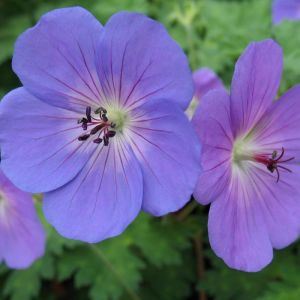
[
  {"x1": 192, "y1": 90, "x2": 233, "y2": 205},
  {"x1": 193, "y1": 68, "x2": 225, "y2": 101},
  {"x1": 96, "y1": 12, "x2": 194, "y2": 111},
  {"x1": 43, "y1": 139, "x2": 143, "y2": 243},
  {"x1": 0, "y1": 170, "x2": 45, "y2": 269},
  {"x1": 230, "y1": 39, "x2": 282, "y2": 136},
  {"x1": 127, "y1": 100, "x2": 201, "y2": 215},
  {"x1": 12, "y1": 7, "x2": 103, "y2": 112},
  {"x1": 0, "y1": 88, "x2": 93, "y2": 193}
]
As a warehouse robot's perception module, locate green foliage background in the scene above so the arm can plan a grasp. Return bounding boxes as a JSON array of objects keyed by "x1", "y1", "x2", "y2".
[{"x1": 1, "y1": 0, "x2": 300, "y2": 299}]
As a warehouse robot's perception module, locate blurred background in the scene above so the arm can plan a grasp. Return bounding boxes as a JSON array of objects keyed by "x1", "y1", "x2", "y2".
[{"x1": 1, "y1": 0, "x2": 300, "y2": 299}]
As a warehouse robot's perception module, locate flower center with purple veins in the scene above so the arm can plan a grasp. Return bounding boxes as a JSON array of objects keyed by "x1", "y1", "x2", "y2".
[
  {"x1": 233, "y1": 139, "x2": 294, "y2": 182},
  {"x1": 77, "y1": 106, "x2": 116, "y2": 146}
]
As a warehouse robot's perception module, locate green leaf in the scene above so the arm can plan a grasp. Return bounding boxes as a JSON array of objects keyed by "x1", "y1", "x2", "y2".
[
  {"x1": 57, "y1": 236, "x2": 144, "y2": 300},
  {"x1": 126, "y1": 213, "x2": 192, "y2": 267},
  {"x1": 3, "y1": 267, "x2": 41, "y2": 300}
]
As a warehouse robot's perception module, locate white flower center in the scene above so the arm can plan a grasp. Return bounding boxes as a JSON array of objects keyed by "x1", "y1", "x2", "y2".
[
  {"x1": 232, "y1": 135, "x2": 257, "y2": 166},
  {"x1": 0, "y1": 194, "x2": 8, "y2": 219},
  {"x1": 107, "y1": 106, "x2": 130, "y2": 133}
]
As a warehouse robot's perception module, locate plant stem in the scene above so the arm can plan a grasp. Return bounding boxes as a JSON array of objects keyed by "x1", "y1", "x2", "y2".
[
  {"x1": 89, "y1": 244, "x2": 141, "y2": 300},
  {"x1": 176, "y1": 200, "x2": 198, "y2": 221},
  {"x1": 194, "y1": 232, "x2": 206, "y2": 300}
]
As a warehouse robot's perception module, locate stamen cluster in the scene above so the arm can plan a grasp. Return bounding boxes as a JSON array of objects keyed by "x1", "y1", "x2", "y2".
[{"x1": 77, "y1": 106, "x2": 116, "y2": 146}]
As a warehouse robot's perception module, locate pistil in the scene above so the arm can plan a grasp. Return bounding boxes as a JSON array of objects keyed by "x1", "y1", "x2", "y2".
[
  {"x1": 233, "y1": 137, "x2": 295, "y2": 182},
  {"x1": 254, "y1": 147, "x2": 294, "y2": 182}
]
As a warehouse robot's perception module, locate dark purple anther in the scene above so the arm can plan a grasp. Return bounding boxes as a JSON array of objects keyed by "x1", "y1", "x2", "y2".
[
  {"x1": 103, "y1": 135, "x2": 109, "y2": 146},
  {"x1": 78, "y1": 117, "x2": 87, "y2": 124},
  {"x1": 86, "y1": 106, "x2": 92, "y2": 122},
  {"x1": 78, "y1": 134, "x2": 90, "y2": 141},
  {"x1": 94, "y1": 107, "x2": 107, "y2": 114},
  {"x1": 100, "y1": 107, "x2": 107, "y2": 114},
  {"x1": 107, "y1": 131, "x2": 116, "y2": 138},
  {"x1": 82, "y1": 123, "x2": 88, "y2": 130},
  {"x1": 90, "y1": 124, "x2": 105, "y2": 135},
  {"x1": 94, "y1": 107, "x2": 101, "y2": 114},
  {"x1": 93, "y1": 138, "x2": 103, "y2": 144},
  {"x1": 101, "y1": 114, "x2": 108, "y2": 122}
]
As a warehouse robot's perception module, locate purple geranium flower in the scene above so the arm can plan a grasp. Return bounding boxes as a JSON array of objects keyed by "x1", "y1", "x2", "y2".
[
  {"x1": 192, "y1": 39, "x2": 300, "y2": 272},
  {"x1": 0, "y1": 168, "x2": 45, "y2": 269},
  {"x1": 0, "y1": 7, "x2": 200, "y2": 243},
  {"x1": 193, "y1": 68, "x2": 225, "y2": 101},
  {"x1": 272, "y1": 0, "x2": 300, "y2": 25},
  {"x1": 186, "y1": 68, "x2": 225, "y2": 118}
]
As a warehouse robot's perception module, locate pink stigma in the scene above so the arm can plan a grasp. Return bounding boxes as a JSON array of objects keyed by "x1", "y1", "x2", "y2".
[{"x1": 254, "y1": 147, "x2": 294, "y2": 182}]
